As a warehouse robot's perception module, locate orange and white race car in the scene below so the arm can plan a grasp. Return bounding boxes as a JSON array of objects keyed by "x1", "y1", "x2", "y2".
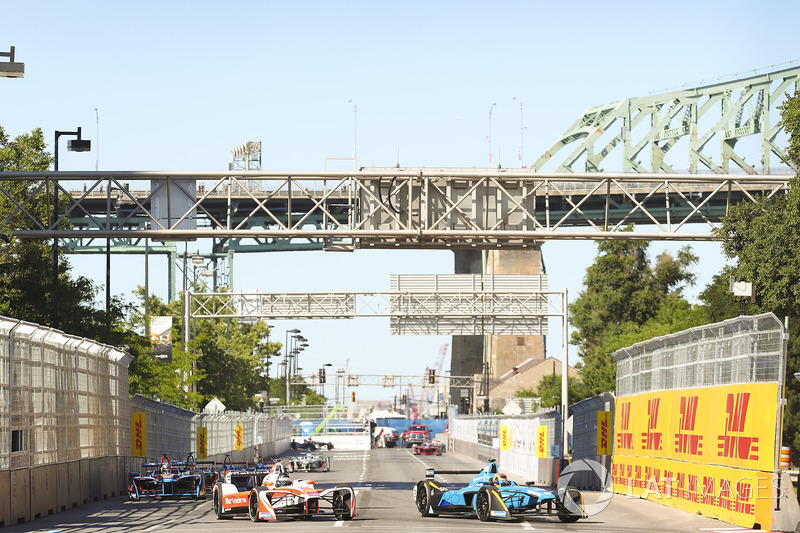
[{"x1": 212, "y1": 459, "x2": 356, "y2": 521}]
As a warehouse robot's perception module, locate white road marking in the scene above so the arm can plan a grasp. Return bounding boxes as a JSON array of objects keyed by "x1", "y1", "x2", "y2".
[
  {"x1": 519, "y1": 520, "x2": 535, "y2": 529},
  {"x1": 333, "y1": 520, "x2": 343, "y2": 527}
]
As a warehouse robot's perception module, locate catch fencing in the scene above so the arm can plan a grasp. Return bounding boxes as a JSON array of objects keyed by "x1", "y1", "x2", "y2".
[
  {"x1": 129, "y1": 395, "x2": 292, "y2": 464},
  {"x1": 0, "y1": 316, "x2": 132, "y2": 527},
  {"x1": 450, "y1": 410, "x2": 562, "y2": 485}
]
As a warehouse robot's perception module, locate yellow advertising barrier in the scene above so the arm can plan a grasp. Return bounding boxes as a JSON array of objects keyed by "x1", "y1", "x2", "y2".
[
  {"x1": 500, "y1": 425, "x2": 510, "y2": 451},
  {"x1": 131, "y1": 412, "x2": 146, "y2": 457},
  {"x1": 234, "y1": 424, "x2": 243, "y2": 451},
  {"x1": 612, "y1": 382, "x2": 779, "y2": 528},
  {"x1": 614, "y1": 383, "x2": 778, "y2": 470},
  {"x1": 197, "y1": 427, "x2": 208, "y2": 459},
  {"x1": 612, "y1": 455, "x2": 772, "y2": 528},
  {"x1": 536, "y1": 426, "x2": 547, "y2": 458},
  {"x1": 597, "y1": 411, "x2": 612, "y2": 455}
]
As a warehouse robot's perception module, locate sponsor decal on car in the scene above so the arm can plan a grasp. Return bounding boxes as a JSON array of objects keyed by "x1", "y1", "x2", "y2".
[{"x1": 224, "y1": 495, "x2": 248, "y2": 505}]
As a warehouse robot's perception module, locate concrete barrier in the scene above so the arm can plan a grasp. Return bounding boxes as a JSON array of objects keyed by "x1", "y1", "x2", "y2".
[
  {"x1": 0, "y1": 470, "x2": 9, "y2": 528},
  {"x1": 9, "y1": 469, "x2": 30, "y2": 526},
  {"x1": 30, "y1": 465, "x2": 57, "y2": 520}
]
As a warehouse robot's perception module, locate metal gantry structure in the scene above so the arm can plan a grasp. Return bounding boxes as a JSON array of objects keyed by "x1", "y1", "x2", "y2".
[
  {"x1": 0, "y1": 170, "x2": 791, "y2": 244},
  {"x1": 532, "y1": 64, "x2": 800, "y2": 174}
]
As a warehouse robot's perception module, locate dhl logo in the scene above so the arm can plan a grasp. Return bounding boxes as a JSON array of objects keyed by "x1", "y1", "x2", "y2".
[
  {"x1": 616, "y1": 401, "x2": 633, "y2": 450},
  {"x1": 598, "y1": 415, "x2": 609, "y2": 451},
  {"x1": 674, "y1": 395, "x2": 703, "y2": 456},
  {"x1": 641, "y1": 398, "x2": 662, "y2": 451},
  {"x1": 718, "y1": 392, "x2": 759, "y2": 461}
]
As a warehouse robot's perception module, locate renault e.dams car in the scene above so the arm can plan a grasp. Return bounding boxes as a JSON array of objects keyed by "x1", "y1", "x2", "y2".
[{"x1": 413, "y1": 459, "x2": 585, "y2": 523}]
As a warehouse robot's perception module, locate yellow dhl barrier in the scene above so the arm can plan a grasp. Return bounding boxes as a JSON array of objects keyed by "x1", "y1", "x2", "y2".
[
  {"x1": 612, "y1": 455, "x2": 772, "y2": 529},
  {"x1": 614, "y1": 383, "x2": 778, "y2": 471}
]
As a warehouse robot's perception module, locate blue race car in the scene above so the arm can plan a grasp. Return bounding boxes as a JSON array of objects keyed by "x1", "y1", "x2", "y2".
[
  {"x1": 128, "y1": 453, "x2": 207, "y2": 501},
  {"x1": 413, "y1": 459, "x2": 585, "y2": 523}
]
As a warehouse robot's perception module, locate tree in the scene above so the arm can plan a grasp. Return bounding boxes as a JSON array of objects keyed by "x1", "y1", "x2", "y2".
[
  {"x1": 0, "y1": 126, "x2": 130, "y2": 344},
  {"x1": 713, "y1": 89, "x2": 800, "y2": 459},
  {"x1": 569, "y1": 236, "x2": 702, "y2": 397},
  {"x1": 778, "y1": 89, "x2": 800, "y2": 168},
  {"x1": 518, "y1": 375, "x2": 584, "y2": 409}
]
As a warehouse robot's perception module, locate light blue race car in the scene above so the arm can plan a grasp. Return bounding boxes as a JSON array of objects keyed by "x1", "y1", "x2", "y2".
[{"x1": 413, "y1": 459, "x2": 585, "y2": 523}]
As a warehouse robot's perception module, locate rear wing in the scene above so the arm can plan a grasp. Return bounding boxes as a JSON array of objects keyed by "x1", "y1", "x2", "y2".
[{"x1": 425, "y1": 459, "x2": 498, "y2": 479}]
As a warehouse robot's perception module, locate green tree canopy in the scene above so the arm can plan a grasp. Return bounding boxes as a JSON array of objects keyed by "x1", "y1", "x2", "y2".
[{"x1": 568, "y1": 237, "x2": 703, "y2": 397}]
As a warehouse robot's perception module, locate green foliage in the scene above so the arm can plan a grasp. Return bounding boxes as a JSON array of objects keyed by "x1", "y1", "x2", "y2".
[
  {"x1": 778, "y1": 89, "x2": 800, "y2": 168},
  {"x1": 518, "y1": 375, "x2": 584, "y2": 409},
  {"x1": 569, "y1": 236, "x2": 701, "y2": 397},
  {"x1": 127, "y1": 287, "x2": 294, "y2": 411},
  {"x1": 0, "y1": 126, "x2": 131, "y2": 345}
]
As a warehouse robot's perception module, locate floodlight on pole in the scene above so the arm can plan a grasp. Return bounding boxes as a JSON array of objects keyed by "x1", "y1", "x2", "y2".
[
  {"x1": 0, "y1": 46, "x2": 24, "y2": 78},
  {"x1": 53, "y1": 127, "x2": 91, "y2": 326}
]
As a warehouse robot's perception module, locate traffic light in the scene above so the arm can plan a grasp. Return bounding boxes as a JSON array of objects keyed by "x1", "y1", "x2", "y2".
[
  {"x1": 351, "y1": 391, "x2": 356, "y2": 402},
  {"x1": 319, "y1": 368, "x2": 326, "y2": 383},
  {"x1": 428, "y1": 369, "x2": 436, "y2": 384}
]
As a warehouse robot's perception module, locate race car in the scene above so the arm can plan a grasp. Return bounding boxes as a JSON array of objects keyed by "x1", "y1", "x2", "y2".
[
  {"x1": 412, "y1": 459, "x2": 585, "y2": 523},
  {"x1": 212, "y1": 460, "x2": 284, "y2": 519},
  {"x1": 287, "y1": 450, "x2": 331, "y2": 472},
  {"x1": 291, "y1": 437, "x2": 334, "y2": 451},
  {"x1": 212, "y1": 460, "x2": 356, "y2": 521},
  {"x1": 128, "y1": 453, "x2": 207, "y2": 501},
  {"x1": 413, "y1": 440, "x2": 445, "y2": 455}
]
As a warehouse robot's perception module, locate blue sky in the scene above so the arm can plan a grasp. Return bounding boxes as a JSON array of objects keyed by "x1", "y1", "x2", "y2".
[{"x1": 2, "y1": 1, "x2": 797, "y2": 400}]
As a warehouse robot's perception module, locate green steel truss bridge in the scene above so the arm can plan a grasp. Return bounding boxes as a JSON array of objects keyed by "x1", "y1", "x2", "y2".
[{"x1": 0, "y1": 64, "x2": 797, "y2": 298}]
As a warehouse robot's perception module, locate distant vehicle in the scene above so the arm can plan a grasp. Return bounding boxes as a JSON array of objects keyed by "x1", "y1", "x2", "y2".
[
  {"x1": 128, "y1": 453, "x2": 207, "y2": 501},
  {"x1": 373, "y1": 426, "x2": 400, "y2": 448},
  {"x1": 287, "y1": 451, "x2": 331, "y2": 473},
  {"x1": 413, "y1": 440, "x2": 445, "y2": 455},
  {"x1": 291, "y1": 437, "x2": 334, "y2": 451},
  {"x1": 405, "y1": 430, "x2": 430, "y2": 448},
  {"x1": 413, "y1": 459, "x2": 585, "y2": 523},
  {"x1": 407, "y1": 424, "x2": 430, "y2": 434}
]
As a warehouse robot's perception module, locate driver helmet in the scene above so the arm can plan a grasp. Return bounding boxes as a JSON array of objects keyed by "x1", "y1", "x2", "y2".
[
  {"x1": 275, "y1": 474, "x2": 291, "y2": 487},
  {"x1": 161, "y1": 464, "x2": 171, "y2": 475},
  {"x1": 492, "y1": 473, "x2": 510, "y2": 486}
]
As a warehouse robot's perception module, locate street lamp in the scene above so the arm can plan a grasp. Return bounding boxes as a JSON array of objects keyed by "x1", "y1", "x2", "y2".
[
  {"x1": 284, "y1": 329, "x2": 300, "y2": 404},
  {"x1": 0, "y1": 46, "x2": 24, "y2": 78},
  {"x1": 488, "y1": 103, "x2": 496, "y2": 166},
  {"x1": 512, "y1": 97, "x2": 525, "y2": 167},
  {"x1": 52, "y1": 127, "x2": 91, "y2": 325},
  {"x1": 347, "y1": 100, "x2": 357, "y2": 160}
]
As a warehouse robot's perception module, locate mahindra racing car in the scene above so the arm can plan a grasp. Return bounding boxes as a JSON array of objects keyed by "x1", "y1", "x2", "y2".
[
  {"x1": 413, "y1": 459, "x2": 585, "y2": 523},
  {"x1": 128, "y1": 453, "x2": 207, "y2": 501},
  {"x1": 413, "y1": 440, "x2": 445, "y2": 455},
  {"x1": 287, "y1": 450, "x2": 331, "y2": 472},
  {"x1": 212, "y1": 460, "x2": 356, "y2": 521}
]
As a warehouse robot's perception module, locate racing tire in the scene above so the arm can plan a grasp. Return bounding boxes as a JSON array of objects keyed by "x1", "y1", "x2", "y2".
[
  {"x1": 557, "y1": 486, "x2": 582, "y2": 523},
  {"x1": 332, "y1": 484, "x2": 354, "y2": 520},
  {"x1": 213, "y1": 487, "x2": 232, "y2": 520},
  {"x1": 415, "y1": 481, "x2": 438, "y2": 517},
  {"x1": 248, "y1": 490, "x2": 262, "y2": 522},
  {"x1": 475, "y1": 487, "x2": 494, "y2": 522}
]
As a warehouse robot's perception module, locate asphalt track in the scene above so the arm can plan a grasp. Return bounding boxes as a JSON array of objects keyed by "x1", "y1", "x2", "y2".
[{"x1": 2, "y1": 448, "x2": 749, "y2": 533}]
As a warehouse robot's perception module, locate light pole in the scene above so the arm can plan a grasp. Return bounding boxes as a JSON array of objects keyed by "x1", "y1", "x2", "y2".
[
  {"x1": 0, "y1": 46, "x2": 24, "y2": 78},
  {"x1": 284, "y1": 329, "x2": 300, "y2": 404},
  {"x1": 53, "y1": 128, "x2": 91, "y2": 326},
  {"x1": 348, "y1": 99, "x2": 357, "y2": 160},
  {"x1": 513, "y1": 97, "x2": 525, "y2": 167},
  {"x1": 488, "y1": 103, "x2": 496, "y2": 166}
]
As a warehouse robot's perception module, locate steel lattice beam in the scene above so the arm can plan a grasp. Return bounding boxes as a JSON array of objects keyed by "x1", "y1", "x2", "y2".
[
  {"x1": 0, "y1": 171, "x2": 790, "y2": 245},
  {"x1": 531, "y1": 66, "x2": 800, "y2": 174}
]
